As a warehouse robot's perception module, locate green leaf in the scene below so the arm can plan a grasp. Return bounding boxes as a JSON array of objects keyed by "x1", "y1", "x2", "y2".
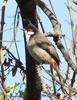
[
  {"x1": 0, "y1": 93, "x2": 3, "y2": 100},
  {"x1": 18, "y1": 91, "x2": 25, "y2": 97},
  {"x1": 47, "y1": 69, "x2": 51, "y2": 73},
  {"x1": 6, "y1": 83, "x2": 19, "y2": 94},
  {"x1": 54, "y1": 72, "x2": 58, "y2": 77}
]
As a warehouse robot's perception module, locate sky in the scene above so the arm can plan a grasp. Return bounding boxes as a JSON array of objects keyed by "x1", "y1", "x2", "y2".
[{"x1": 0, "y1": 0, "x2": 76, "y2": 100}]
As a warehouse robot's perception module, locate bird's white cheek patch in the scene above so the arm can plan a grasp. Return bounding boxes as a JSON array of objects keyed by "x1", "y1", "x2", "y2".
[
  {"x1": 25, "y1": 31, "x2": 30, "y2": 43},
  {"x1": 25, "y1": 31, "x2": 34, "y2": 43}
]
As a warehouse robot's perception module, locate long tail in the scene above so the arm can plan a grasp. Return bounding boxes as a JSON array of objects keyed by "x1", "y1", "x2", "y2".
[
  {"x1": 50, "y1": 59, "x2": 65, "y2": 93},
  {"x1": 50, "y1": 58, "x2": 61, "y2": 74}
]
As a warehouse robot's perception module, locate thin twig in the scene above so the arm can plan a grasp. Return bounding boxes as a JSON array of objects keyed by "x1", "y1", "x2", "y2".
[
  {"x1": 42, "y1": 66, "x2": 63, "y2": 87},
  {"x1": 37, "y1": 13, "x2": 45, "y2": 33},
  {"x1": 13, "y1": 6, "x2": 20, "y2": 60},
  {"x1": 0, "y1": 83, "x2": 10, "y2": 100},
  {"x1": 2, "y1": 46, "x2": 26, "y2": 74},
  {"x1": 48, "y1": 0, "x2": 56, "y2": 17},
  {"x1": 50, "y1": 66, "x2": 56, "y2": 95},
  {"x1": 0, "y1": 0, "x2": 8, "y2": 100},
  {"x1": 67, "y1": 0, "x2": 77, "y2": 87}
]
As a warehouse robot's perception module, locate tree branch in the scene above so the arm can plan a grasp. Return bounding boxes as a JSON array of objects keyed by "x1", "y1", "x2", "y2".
[
  {"x1": 0, "y1": 0, "x2": 8, "y2": 100},
  {"x1": 16, "y1": 0, "x2": 42, "y2": 100},
  {"x1": 37, "y1": 0, "x2": 77, "y2": 73},
  {"x1": 37, "y1": 0, "x2": 62, "y2": 36}
]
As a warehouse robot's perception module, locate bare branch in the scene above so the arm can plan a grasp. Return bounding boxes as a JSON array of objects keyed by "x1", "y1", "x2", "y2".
[
  {"x1": 0, "y1": 0, "x2": 8, "y2": 100},
  {"x1": 37, "y1": 0, "x2": 77, "y2": 73},
  {"x1": 37, "y1": 0, "x2": 62, "y2": 36},
  {"x1": 8, "y1": 6, "x2": 19, "y2": 50},
  {"x1": 2, "y1": 46, "x2": 26, "y2": 74},
  {"x1": 0, "y1": 83, "x2": 10, "y2": 100}
]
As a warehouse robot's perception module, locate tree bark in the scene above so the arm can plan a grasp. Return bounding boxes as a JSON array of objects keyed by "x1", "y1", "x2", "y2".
[{"x1": 16, "y1": 0, "x2": 42, "y2": 100}]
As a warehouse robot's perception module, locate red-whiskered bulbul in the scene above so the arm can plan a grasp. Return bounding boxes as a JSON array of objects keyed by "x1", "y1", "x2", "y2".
[{"x1": 25, "y1": 20, "x2": 61, "y2": 72}]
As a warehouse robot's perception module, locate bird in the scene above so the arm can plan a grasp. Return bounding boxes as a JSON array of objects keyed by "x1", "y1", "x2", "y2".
[
  {"x1": 24, "y1": 20, "x2": 63, "y2": 78},
  {"x1": 24, "y1": 20, "x2": 64, "y2": 92},
  {"x1": 25, "y1": 21, "x2": 61, "y2": 73}
]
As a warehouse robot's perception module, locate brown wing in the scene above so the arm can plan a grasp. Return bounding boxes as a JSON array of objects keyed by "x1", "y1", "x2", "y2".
[{"x1": 32, "y1": 33, "x2": 60, "y2": 65}]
